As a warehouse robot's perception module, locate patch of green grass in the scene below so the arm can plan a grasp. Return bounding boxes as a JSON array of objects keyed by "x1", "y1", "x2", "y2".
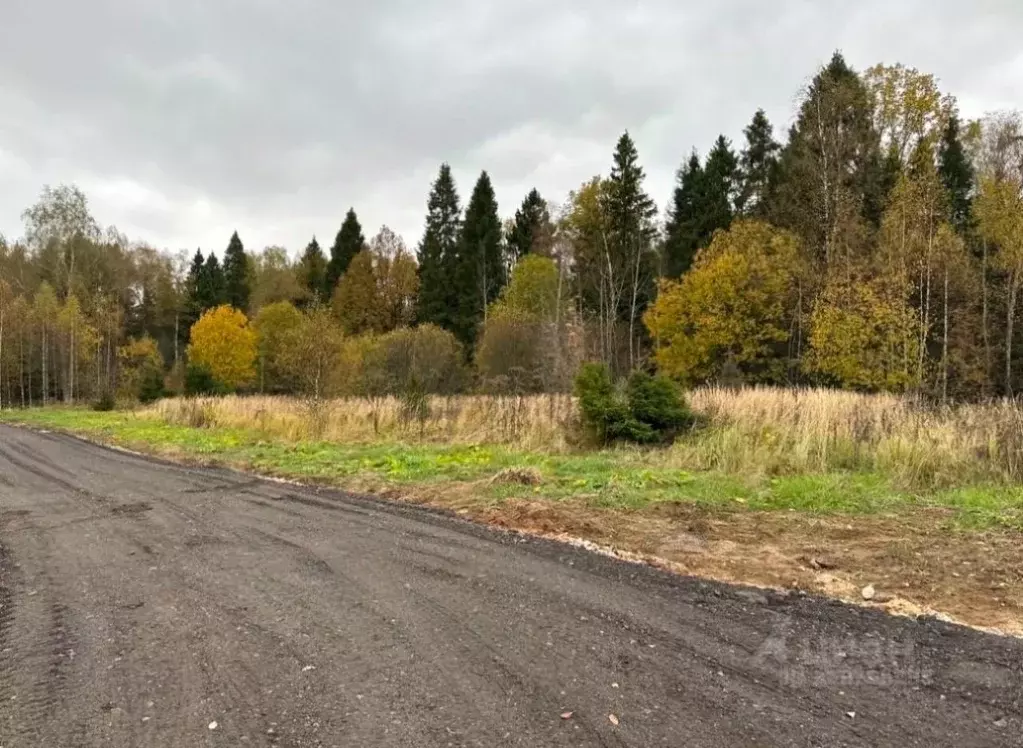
[
  {"x1": 930, "y1": 485, "x2": 1023, "y2": 531},
  {"x1": 3, "y1": 406, "x2": 1021, "y2": 530}
]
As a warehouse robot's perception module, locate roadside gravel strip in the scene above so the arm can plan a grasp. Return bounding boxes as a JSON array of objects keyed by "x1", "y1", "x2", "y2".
[{"x1": 0, "y1": 424, "x2": 1020, "y2": 747}]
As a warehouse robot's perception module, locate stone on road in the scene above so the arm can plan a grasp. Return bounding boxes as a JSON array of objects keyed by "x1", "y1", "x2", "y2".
[{"x1": 0, "y1": 425, "x2": 1020, "y2": 746}]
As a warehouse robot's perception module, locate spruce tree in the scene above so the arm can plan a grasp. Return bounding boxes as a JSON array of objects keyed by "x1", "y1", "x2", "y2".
[
  {"x1": 182, "y1": 249, "x2": 205, "y2": 339},
  {"x1": 736, "y1": 110, "x2": 781, "y2": 217},
  {"x1": 507, "y1": 188, "x2": 553, "y2": 259},
  {"x1": 298, "y1": 237, "x2": 328, "y2": 306},
  {"x1": 770, "y1": 51, "x2": 883, "y2": 263},
  {"x1": 606, "y1": 132, "x2": 657, "y2": 249},
  {"x1": 878, "y1": 144, "x2": 904, "y2": 219},
  {"x1": 197, "y1": 253, "x2": 226, "y2": 312},
  {"x1": 701, "y1": 135, "x2": 740, "y2": 240},
  {"x1": 223, "y1": 231, "x2": 250, "y2": 311},
  {"x1": 455, "y1": 170, "x2": 504, "y2": 349},
  {"x1": 939, "y1": 114, "x2": 975, "y2": 235},
  {"x1": 417, "y1": 164, "x2": 462, "y2": 330},
  {"x1": 604, "y1": 132, "x2": 658, "y2": 368},
  {"x1": 326, "y1": 208, "x2": 365, "y2": 294},
  {"x1": 663, "y1": 153, "x2": 704, "y2": 278}
]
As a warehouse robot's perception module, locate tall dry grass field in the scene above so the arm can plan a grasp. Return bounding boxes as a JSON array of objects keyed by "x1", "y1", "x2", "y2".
[
  {"x1": 149, "y1": 394, "x2": 578, "y2": 451},
  {"x1": 148, "y1": 387, "x2": 1023, "y2": 488},
  {"x1": 681, "y1": 388, "x2": 1023, "y2": 487}
]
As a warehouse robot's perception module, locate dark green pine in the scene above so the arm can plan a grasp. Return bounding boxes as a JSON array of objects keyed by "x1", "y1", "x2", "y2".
[
  {"x1": 604, "y1": 131, "x2": 658, "y2": 326},
  {"x1": 455, "y1": 170, "x2": 505, "y2": 349},
  {"x1": 326, "y1": 208, "x2": 365, "y2": 295},
  {"x1": 606, "y1": 131, "x2": 657, "y2": 247},
  {"x1": 299, "y1": 237, "x2": 328, "y2": 306},
  {"x1": 181, "y1": 249, "x2": 205, "y2": 340},
  {"x1": 222, "y1": 231, "x2": 250, "y2": 311},
  {"x1": 417, "y1": 164, "x2": 462, "y2": 330},
  {"x1": 700, "y1": 135, "x2": 739, "y2": 242},
  {"x1": 507, "y1": 188, "x2": 551, "y2": 259},
  {"x1": 663, "y1": 152, "x2": 704, "y2": 278},
  {"x1": 198, "y1": 253, "x2": 226, "y2": 311},
  {"x1": 938, "y1": 114, "x2": 975, "y2": 236},
  {"x1": 736, "y1": 109, "x2": 781, "y2": 218}
]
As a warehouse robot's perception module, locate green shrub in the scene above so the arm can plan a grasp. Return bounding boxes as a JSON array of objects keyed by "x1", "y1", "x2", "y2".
[
  {"x1": 138, "y1": 367, "x2": 166, "y2": 404},
  {"x1": 92, "y1": 391, "x2": 116, "y2": 412},
  {"x1": 184, "y1": 363, "x2": 227, "y2": 396},
  {"x1": 574, "y1": 363, "x2": 642, "y2": 444},
  {"x1": 362, "y1": 325, "x2": 467, "y2": 396},
  {"x1": 574, "y1": 363, "x2": 693, "y2": 445},
  {"x1": 627, "y1": 371, "x2": 694, "y2": 436}
]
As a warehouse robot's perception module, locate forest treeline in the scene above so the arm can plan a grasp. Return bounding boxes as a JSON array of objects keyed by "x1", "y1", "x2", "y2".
[{"x1": 2, "y1": 51, "x2": 1023, "y2": 407}]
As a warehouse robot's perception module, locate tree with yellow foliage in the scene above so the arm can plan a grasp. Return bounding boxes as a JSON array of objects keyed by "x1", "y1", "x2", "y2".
[
  {"x1": 805, "y1": 274, "x2": 921, "y2": 392},
  {"x1": 186, "y1": 305, "x2": 256, "y2": 391},
  {"x1": 332, "y1": 250, "x2": 380, "y2": 335},
  {"x1": 252, "y1": 300, "x2": 303, "y2": 392},
  {"x1": 975, "y1": 176, "x2": 1023, "y2": 393},
  {"x1": 644, "y1": 220, "x2": 806, "y2": 384},
  {"x1": 276, "y1": 306, "x2": 345, "y2": 401},
  {"x1": 118, "y1": 336, "x2": 165, "y2": 403}
]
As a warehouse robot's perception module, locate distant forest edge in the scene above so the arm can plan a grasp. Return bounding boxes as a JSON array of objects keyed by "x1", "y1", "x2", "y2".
[{"x1": 1, "y1": 51, "x2": 1022, "y2": 407}]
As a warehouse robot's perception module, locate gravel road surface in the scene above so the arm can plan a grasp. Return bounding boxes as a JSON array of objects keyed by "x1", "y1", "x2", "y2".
[{"x1": 0, "y1": 425, "x2": 1020, "y2": 747}]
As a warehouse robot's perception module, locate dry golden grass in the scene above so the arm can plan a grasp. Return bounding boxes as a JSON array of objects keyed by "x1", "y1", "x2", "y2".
[
  {"x1": 679, "y1": 387, "x2": 1023, "y2": 486},
  {"x1": 147, "y1": 386, "x2": 1023, "y2": 488},
  {"x1": 148, "y1": 393, "x2": 578, "y2": 451}
]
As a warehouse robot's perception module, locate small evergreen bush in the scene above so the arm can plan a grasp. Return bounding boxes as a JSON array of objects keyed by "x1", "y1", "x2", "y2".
[
  {"x1": 626, "y1": 370, "x2": 695, "y2": 436},
  {"x1": 184, "y1": 363, "x2": 227, "y2": 396},
  {"x1": 138, "y1": 367, "x2": 166, "y2": 404},
  {"x1": 574, "y1": 363, "x2": 693, "y2": 445},
  {"x1": 92, "y1": 391, "x2": 116, "y2": 412}
]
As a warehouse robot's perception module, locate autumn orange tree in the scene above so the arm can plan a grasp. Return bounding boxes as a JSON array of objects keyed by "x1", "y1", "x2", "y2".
[
  {"x1": 186, "y1": 305, "x2": 257, "y2": 391},
  {"x1": 644, "y1": 220, "x2": 806, "y2": 384}
]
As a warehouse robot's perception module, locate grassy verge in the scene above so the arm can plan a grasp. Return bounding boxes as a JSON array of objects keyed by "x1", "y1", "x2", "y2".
[
  {"x1": 4, "y1": 405, "x2": 1023, "y2": 633},
  {"x1": 3, "y1": 406, "x2": 1022, "y2": 531}
]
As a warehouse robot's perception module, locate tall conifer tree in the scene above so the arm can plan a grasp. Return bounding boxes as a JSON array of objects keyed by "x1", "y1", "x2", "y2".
[
  {"x1": 299, "y1": 237, "x2": 328, "y2": 306},
  {"x1": 182, "y1": 249, "x2": 205, "y2": 341},
  {"x1": 938, "y1": 114, "x2": 976, "y2": 235},
  {"x1": 604, "y1": 132, "x2": 657, "y2": 368},
  {"x1": 327, "y1": 208, "x2": 365, "y2": 294},
  {"x1": 417, "y1": 164, "x2": 462, "y2": 330},
  {"x1": 770, "y1": 51, "x2": 884, "y2": 265},
  {"x1": 507, "y1": 188, "x2": 553, "y2": 259},
  {"x1": 455, "y1": 170, "x2": 504, "y2": 349},
  {"x1": 702, "y1": 135, "x2": 740, "y2": 237},
  {"x1": 223, "y1": 231, "x2": 250, "y2": 311},
  {"x1": 197, "y1": 253, "x2": 226, "y2": 312},
  {"x1": 736, "y1": 110, "x2": 781, "y2": 217},
  {"x1": 663, "y1": 153, "x2": 704, "y2": 278}
]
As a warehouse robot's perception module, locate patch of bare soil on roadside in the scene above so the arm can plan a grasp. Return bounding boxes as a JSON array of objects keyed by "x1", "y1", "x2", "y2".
[{"x1": 399, "y1": 486, "x2": 1023, "y2": 637}]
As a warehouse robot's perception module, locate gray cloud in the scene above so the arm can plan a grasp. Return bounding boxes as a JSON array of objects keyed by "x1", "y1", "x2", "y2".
[{"x1": 1, "y1": 0, "x2": 1021, "y2": 255}]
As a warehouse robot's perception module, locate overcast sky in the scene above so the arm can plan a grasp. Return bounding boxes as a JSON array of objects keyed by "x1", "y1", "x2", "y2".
[{"x1": 1, "y1": 0, "x2": 1020, "y2": 256}]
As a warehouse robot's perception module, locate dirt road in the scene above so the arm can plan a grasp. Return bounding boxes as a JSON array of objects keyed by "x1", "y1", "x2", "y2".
[{"x1": 0, "y1": 425, "x2": 1020, "y2": 747}]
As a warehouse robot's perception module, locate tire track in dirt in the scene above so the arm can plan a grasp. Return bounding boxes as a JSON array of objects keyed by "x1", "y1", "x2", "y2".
[
  {"x1": 0, "y1": 539, "x2": 19, "y2": 729},
  {"x1": 0, "y1": 524, "x2": 77, "y2": 746}
]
